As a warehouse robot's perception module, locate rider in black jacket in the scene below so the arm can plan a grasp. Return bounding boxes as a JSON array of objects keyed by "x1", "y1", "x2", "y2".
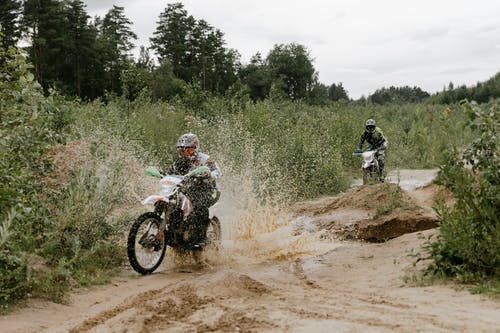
[{"x1": 355, "y1": 119, "x2": 388, "y2": 182}]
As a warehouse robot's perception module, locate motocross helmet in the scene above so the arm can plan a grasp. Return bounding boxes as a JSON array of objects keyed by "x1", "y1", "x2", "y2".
[
  {"x1": 365, "y1": 119, "x2": 376, "y2": 133},
  {"x1": 177, "y1": 133, "x2": 199, "y2": 161}
]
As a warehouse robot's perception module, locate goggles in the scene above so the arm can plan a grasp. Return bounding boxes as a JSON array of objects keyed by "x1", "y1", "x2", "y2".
[{"x1": 178, "y1": 146, "x2": 196, "y2": 156}]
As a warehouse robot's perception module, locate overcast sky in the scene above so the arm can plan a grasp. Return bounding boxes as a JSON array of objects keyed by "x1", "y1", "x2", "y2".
[{"x1": 83, "y1": 0, "x2": 500, "y2": 98}]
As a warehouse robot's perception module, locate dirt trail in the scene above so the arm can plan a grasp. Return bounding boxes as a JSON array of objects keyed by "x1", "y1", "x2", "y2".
[{"x1": 2, "y1": 169, "x2": 499, "y2": 333}]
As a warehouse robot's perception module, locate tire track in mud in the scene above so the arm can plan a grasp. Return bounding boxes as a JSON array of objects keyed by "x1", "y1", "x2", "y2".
[
  {"x1": 68, "y1": 271, "x2": 279, "y2": 333},
  {"x1": 8, "y1": 251, "x2": 500, "y2": 333}
]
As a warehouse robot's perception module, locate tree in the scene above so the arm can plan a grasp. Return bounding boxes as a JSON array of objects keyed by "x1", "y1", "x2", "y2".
[
  {"x1": 62, "y1": 0, "x2": 100, "y2": 98},
  {"x1": 369, "y1": 86, "x2": 429, "y2": 104},
  {"x1": 0, "y1": 0, "x2": 22, "y2": 51},
  {"x1": 120, "y1": 61, "x2": 151, "y2": 100},
  {"x1": 431, "y1": 71, "x2": 500, "y2": 104},
  {"x1": 150, "y1": 60, "x2": 186, "y2": 101},
  {"x1": 239, "y1": 53, "x2": 272, "y2": 101},
  {"x1": 22, "y1": 0, "x2": 67, "y2": 91},
  {"x1": 97, "y1": 5, "x2": 137, "y2": 94},
  {"x1": 150, "y1": 2, "x2": 240, "y2": 95},
  {"x1": 137, "y1": 46, "x2": 154, "y2": 70},
  {"x1": 308, "y1": 81, "x2": 329, "y2": 105},
  {"x1": 328, "y1": 82, "x2": 349, "y2": 101},
  {"x1": 266, "y1": 43, "x2": 316, "y2": 100},
  {"x1": 150, "y1": 2, "x2": 193, "y2": 80}
]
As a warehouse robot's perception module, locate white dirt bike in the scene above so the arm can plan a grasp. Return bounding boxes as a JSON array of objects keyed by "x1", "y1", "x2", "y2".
[
  {"x1": 353, "y1": 149, "x2": 382, "y2": 185},
  {"x1": 127, "y1": 166, "x2": 221, "y2": 275}
]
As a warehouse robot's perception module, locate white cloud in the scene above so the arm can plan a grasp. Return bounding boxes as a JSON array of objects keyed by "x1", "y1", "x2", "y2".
[{"x1": 83, "y1": 0, "x2": 500, "y2": 98}]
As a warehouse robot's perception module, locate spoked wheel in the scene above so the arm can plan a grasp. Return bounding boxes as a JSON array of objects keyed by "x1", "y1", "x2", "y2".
[
  {"x1": 362, "y1": 168, "x2": 371, "y2": 185},
  {"x1": 127, "y1": 212, "x2": 167, "y2": 275},
  {"x1": 363, "y1": 166, "x2": 380, "y2": 185}
]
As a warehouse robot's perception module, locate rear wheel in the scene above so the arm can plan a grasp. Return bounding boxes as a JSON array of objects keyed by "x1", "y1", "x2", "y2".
[
  {"x1": 127, "y1": 212, "x2": 167, "y2": 275},
  {"x1": 206, "y1": 216, "x2": 222, "y2": 248}
]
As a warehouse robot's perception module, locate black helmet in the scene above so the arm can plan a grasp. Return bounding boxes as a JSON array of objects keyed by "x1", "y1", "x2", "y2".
[
  {"x1": 176, "y1": 133, "x2": 199, "y2": 160},
  {"x1": 365, "y1": 119, "x2": 376, "y2": 133}
]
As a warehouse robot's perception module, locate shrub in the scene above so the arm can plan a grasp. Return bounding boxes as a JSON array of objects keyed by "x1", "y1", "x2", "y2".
[
  {"x1": 0, "y1": 32, "x2": 68, "y2": 307},
  {"x1": 425, "y1": 101, "x2": 499, "y2": 283}
]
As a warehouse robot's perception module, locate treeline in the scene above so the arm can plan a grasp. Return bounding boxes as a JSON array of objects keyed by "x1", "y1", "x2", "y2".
[
  {"x1": 1, "y1": 0, "x2": 499, "y2": 106},
  {"x1": 429, "y1": 72, "x2": 500, "y2": 104},
  {"x1": 363, "y1": 74, "x2": 500, "y2": 105},
  {"x1": 366, "y1": 86, "x2": 430, "y2": 105},
  {"x1": 0, "y1": 0, "x2": 348, "y2": 103}
]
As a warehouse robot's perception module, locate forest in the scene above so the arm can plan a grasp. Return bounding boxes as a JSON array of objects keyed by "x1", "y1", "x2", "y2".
[
  {"x1": 0, "y1": 0, "x2": 498, "y2": 309},
  {"x1": 2, "y1": 1, "x2": 499, "y2": 105}
]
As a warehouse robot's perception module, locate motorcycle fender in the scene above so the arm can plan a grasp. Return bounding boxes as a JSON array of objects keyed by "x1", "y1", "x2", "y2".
[
  {"x1": 362, "y1": 161, "x2": 373, "y2": 169},
  {"x1": 209, "y1": 202, "x2": 220, "y2": 219},
  {"x1": 142, "y1": 195, "x2": 168, "y2": 205}
]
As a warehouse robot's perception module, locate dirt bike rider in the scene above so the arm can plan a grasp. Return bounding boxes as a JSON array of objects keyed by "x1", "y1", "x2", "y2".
[
  {"x1": 163, "y1": 133, "x2": 221, "y2": 248},
  {"x1": 354, "y1": 119, "x2": 388, "y2": 182}
]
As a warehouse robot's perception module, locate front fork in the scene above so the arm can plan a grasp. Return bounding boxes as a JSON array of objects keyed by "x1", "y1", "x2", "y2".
[{"x1": 154, "y1": 200, "x2": 177, "y2": 240}]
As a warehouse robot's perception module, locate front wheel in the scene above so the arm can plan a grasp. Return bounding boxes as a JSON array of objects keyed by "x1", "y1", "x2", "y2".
[
  {"x1": 362, "y1": 168, "x2": 370, "y2": 185},
  {"x1": 127, "y1": 212, "x2": 167, "y2": 275}
]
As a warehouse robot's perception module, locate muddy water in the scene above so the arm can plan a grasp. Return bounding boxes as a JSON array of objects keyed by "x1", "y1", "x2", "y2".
[{"x1": 351, "y1": 169, "x2": 438, "y2": 191}]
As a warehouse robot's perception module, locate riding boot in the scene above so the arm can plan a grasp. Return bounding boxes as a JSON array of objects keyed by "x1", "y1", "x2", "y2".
[
  {"x1": 377, "y1": 156, "x2": 385, "y2": 182},
  {"x1": 190, "y1": 207, "x2": 210, "y2": 249}
]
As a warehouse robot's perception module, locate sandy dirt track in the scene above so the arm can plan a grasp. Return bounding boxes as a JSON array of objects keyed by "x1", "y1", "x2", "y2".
[{"x1": 1, "y1": 170, "x2": 499, "y2": 333}]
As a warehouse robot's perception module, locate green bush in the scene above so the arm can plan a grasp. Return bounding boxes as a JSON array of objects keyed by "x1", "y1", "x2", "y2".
[
  {"x1": 425, "y1": 101, "x2": 499, "y2": 284},
  {"x1": 0, "y1": 33, "x2": 68, "y2": 307},
  {"x1": 0, "y1": 34, "x2": 131, "y2": 307},
  {"x1": 0, "y1": 250, "x2": 31, "y2": 307}
]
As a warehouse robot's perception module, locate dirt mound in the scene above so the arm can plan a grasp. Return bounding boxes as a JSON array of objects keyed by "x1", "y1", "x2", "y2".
[
  {"x1": 348, "y1": 207, "x2": 438, "y2": 242},
  {"x1": 42, "y1": 139, "x2": 156, "y2": 214},
  {"x1": 292, "y1": 183, "x2": 439, "y2": 242},
  {"x1": 43, "y1": 140, "x2": 91, "y2": 188},
  {"x1": 291, "y1": 183, "x2": 414, "y2": 216}
]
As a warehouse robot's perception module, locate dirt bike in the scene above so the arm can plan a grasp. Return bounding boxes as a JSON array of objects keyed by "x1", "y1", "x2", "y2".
[
  {"x1": 127, "y1": 166, "x2": 221, "y2": 275},
  {"x1": 353, "y1": 149, "x2": 381, "y2": 185}
]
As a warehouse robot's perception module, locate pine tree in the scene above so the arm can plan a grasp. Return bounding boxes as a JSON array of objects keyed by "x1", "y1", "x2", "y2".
[
  {"x1": 0, "y1": 0, "x2": 22, "y2": 51},
  {"x1": 22, "y1": 0, "x2": 67, "y2": 90},
  {"x1": 97, "y1": 5, "x2": 137, "y2": 94},
  {"x1": 150, "y1": 2, "x2": 239, "y2": 94},
  {"x1": 150, "y1": 2, "x2": 193, "y2": 80},
  {"x1": 63, "y1": 0, "x2": 100, "y2": 98}
]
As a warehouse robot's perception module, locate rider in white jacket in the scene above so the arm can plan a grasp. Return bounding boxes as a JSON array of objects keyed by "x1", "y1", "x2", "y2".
[{"x1": 164, "y1": 133, "x2": 221, "y2": 248}]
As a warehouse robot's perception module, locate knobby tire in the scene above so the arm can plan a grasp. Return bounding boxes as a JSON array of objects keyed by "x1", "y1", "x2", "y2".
[{"x1": 127, "y1": 212, "x2": 167, "y2": 275}]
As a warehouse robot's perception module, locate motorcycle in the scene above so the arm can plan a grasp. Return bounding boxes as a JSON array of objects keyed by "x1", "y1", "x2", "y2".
[
  {"x1": 353, "y1": 149, "x2": 381, "y2": 185},
  {"x1": 127, "y1": 165, "x2": 221, "y2": 275}
]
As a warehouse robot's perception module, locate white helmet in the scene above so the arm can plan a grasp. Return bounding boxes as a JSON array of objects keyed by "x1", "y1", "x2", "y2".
[
  {"x1": 176, "y1": 133, "x2": 199, "y2": 160},
  {"x1": 365, "y1": 119, "x2": 376, "y2": 133}
]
